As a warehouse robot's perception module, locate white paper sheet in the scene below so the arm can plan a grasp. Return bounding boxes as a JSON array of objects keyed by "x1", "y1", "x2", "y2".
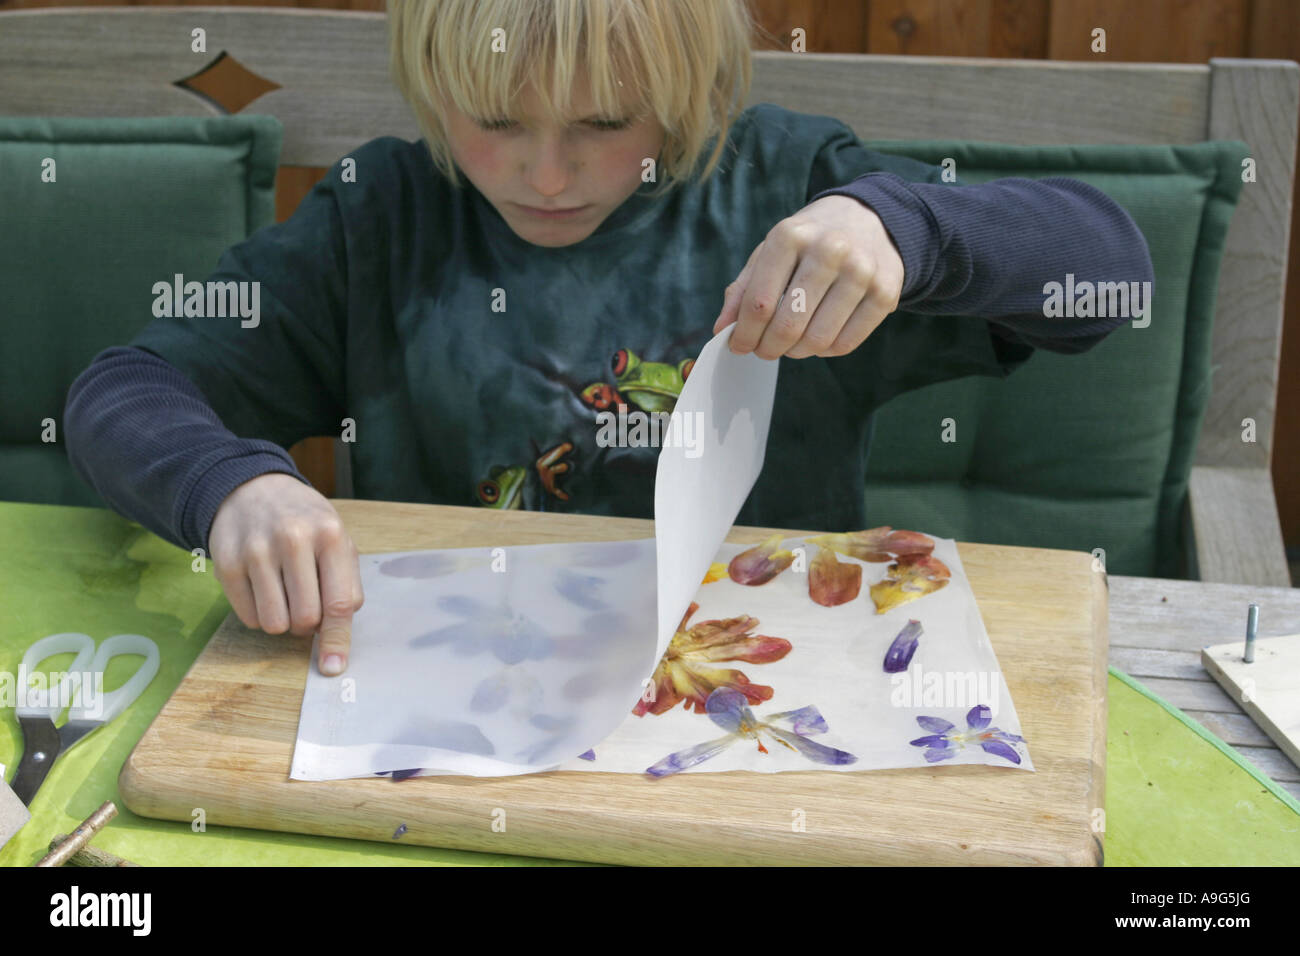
[
  {"x1": 291, "y1": 326, "x2": 1032, "y2": 780},
  {"x1": 291, "y1": 326, "x2": 780, "y2": 779}
]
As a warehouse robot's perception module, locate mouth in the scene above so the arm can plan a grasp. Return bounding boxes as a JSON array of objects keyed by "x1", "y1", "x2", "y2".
[{"x1": 515, "y1": 203, "x2": 590, "y2": 219}]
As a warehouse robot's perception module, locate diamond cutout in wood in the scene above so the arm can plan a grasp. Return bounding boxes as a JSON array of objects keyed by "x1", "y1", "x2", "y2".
[{"x1": 174, "y1": 52, "x2": 282, "y2": 114}]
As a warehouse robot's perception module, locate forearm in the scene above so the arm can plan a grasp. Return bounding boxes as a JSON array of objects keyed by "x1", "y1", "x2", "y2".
[
  {"x1": 812, "y1": 173, "x2": 1155, "y2": 350},
  {"x1": 63, "y1": 346, "x2": 312, "y2": 555}
]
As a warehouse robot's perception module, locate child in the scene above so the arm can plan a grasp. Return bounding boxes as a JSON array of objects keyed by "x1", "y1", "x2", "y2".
[{"x1": 63, "y1": 0, "x2": 1153, "y2": 678}]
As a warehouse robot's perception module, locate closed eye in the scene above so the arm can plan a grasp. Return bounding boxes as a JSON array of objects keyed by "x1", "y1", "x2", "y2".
[{"x1": 473, "y1": 117, "x2": 632, "y2": 132}]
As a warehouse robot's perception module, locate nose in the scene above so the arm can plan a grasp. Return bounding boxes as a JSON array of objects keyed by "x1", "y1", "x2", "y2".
[{"x1": 523, "y1": 133, "x2": 576, "y2": 198}]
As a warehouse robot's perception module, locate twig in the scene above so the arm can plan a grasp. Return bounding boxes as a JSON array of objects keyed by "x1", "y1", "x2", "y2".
[
  {"x1": 45, "y1": 834, "x2": 138, "y2": 867},
  {"x1": 35, "y1": 800, "x2": 118, "y2": 867}
]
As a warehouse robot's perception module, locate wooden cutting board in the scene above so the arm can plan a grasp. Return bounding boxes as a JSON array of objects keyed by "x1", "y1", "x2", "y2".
[{"x1": 119, "y1": 500, "x2": 1107, "y2": 865}]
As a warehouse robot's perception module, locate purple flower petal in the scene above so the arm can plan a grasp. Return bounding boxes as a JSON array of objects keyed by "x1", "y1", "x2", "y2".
[
  {"x1": 764, "y1": 726, "x2": 857, "y2": 765},
  {"x1": 910, "y1": 734, "x2": 952, "y2": 749},
  {"x1": 765, "y1": 704, "x2": 828, "y2": 736},
  {"x1": 705, "y1": 687, "x2": 751, "y2": 734},
  {"x1": 966, "y1": 705, "x2": 992, "y2": 730},
  {"x1": 923, "y1": 748, "x2": 956, "y2": 763},
  {"x1": 883, "y1": 619, "x2": 923, "y2": 673},
  {"x1": 980, "y1": 739, "x2": 1021, "y2": 764},
  {"x1": 577, "y1": 749, "x2": 596, "y2": 761},
  {"x1": 916, "y1": 716, "x2": 955, "y2": 734},
  {"x1": 645, "y1": 734, "x2": 739, "y2": 777},
  {"x1": 993, "y1": 730, "x2": 1025, "y2": 743}
]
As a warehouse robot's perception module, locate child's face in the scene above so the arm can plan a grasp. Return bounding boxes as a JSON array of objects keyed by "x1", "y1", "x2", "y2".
[{"x1": 439, "y1": 73, "x2": 665, "y2": 248}]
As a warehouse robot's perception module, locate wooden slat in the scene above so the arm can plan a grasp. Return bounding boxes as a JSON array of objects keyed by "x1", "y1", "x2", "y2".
[
  {"x1": 0, "y1": 6, "x2": 417, "y2": 166},
  {"x1": 748, "y1": 0, "x2": 869, "y2": 54},
  {"x1": 866, "y1": 0, "x2": 1048, "y2": 58},
  {"x1": 1233, "y1": 746, "x2": 1300, "y2": 784},
  {"x1": 1198, "y1": 59, "x2": 1300, "y2": 469},
  {"x1": 1108, "y1": 574, "x2": 1300, "y2": 651},
  {"x1": 1047, "y1": 0, "x2": 1249, "y2": 62},
  {"x1": 1184, "y1": 709, "x2": 1280, "y2": 750},
  {"x1": 747, "y1": 51, "x2": 1208, "y2": 143},
  {"x1": 1136, "y1": 676, "x2": 1242, "y2": 714},
  {"x1": 1107, "y1": 646, "x2": 1207, "y2": 681},
  {"x1": 1187, "y1": 465, "x2": 1292, "y2": 586}
]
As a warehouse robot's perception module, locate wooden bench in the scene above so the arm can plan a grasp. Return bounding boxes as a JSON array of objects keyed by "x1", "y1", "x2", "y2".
[{"x1": 1, "y1": 5, "x2": 1295, "y2": 586}]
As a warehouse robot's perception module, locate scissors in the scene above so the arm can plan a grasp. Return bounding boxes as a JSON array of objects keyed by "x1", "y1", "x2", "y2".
[{"x1": 9, "y1": 632, "x2": 160, "y2": 806}]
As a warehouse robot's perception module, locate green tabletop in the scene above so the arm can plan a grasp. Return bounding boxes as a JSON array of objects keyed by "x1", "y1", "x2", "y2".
[{"x1": 1, "y1": 501, "x2": 1296, "y2": 866}]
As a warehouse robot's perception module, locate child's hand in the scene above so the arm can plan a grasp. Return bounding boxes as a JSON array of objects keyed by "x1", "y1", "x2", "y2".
[
  {"x1": 208, "y1": 473, "x2": 364, "y2": 676},
  {"x1": 713, "y1": 195, "x2": 905, "y2": 360}
]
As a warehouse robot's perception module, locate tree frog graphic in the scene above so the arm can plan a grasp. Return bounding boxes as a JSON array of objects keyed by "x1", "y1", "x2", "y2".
[
  {"x1": 580, "y1": 348, "x2": 694, "y2": 414},
  {"x1": 475, "y1": 440, "x2": 575, "y2": 509}
]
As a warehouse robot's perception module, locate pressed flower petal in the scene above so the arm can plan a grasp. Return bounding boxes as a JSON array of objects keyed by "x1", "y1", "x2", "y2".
[
  {"x1": 374, "y1": 768, "x2": 422, "y2": 781},
  {"x1": 994, "y1": 730, "x2": 1026, "y2": 743},
  {"x1": 870, "y1": 554, "x2": 951, "y2": 614},
  {"x1": 766, "y1": 704, "x2": 829, "y2": 736},
  {"x1": 916, "y1": 715, "x2": 955, "y2": 733},
  {"x1": 967, "y1": 704, "x2": 992, "y2": 730},
  {"x1": 883, "y1": 619, "x2": 924, "y2": 673},
  {"x1": 681, "y1": 615, "x2": 793, "y2": 663},
  {"x1": 633, "y1": 604, "x2": 789, "y2": 716},
  {"x1": 764, "y1": 725, "x2": 858, "y2": 765},
  {"x1": 980, "y1": 739, "x2": 1022, "y2": 764},
  {"x1": 645, "y1": 733, "x2": 740, "y2": 777},
  {"x1": 705, "y1": 686, "x2": 751, "y2": 733},
  {"x1": 728, "y1": 533, "x2": 796, "y2": 585},
  {"x1": 910, "y1": 734, "x2": 952, "y2": 748},
  {"x1": 701, "y1": 562, "x2": 729, "y2": 584},
  {"x1": 923, "y1": 748, "x2": 956, "y2": 763},
  {"x1": 577, "y1": 749, "x2": 596, "y2": 761},
  {"x1": 809, "y1": 546, "x2": 863, "y2": 607},
  {"x1": 808, "y1": 527, "x2": 936, "y2": 562}
]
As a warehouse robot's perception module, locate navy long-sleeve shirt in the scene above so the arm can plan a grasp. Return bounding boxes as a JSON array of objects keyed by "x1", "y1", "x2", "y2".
[{"x1": 63, "y1": 102, "x2": 1152, "y2": 556}]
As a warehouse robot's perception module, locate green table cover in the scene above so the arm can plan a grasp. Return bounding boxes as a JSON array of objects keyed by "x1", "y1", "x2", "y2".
[{"x1": 1, "y1": 502, "x2": 1295, "y2": 866}]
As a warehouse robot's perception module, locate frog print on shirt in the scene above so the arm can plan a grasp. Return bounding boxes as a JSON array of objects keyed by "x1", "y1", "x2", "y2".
[
  {"x1": 579, "y1": 348, "x2": 695, "y2": 415},
  {"x1": 475, "y1": 440, "x2": 575, "y2": 510}
]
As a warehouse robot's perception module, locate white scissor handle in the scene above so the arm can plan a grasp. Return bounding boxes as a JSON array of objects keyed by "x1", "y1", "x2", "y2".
[
  {"x1": 68, "y1": 634, "x2": 161, "y2": 725},
  {"x1": 14, "y1": 632, "x2": 96, "y2": 719}
]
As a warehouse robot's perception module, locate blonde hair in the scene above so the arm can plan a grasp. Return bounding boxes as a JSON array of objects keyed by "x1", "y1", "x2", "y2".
[{"x1": 387, "y1": 0, "x2": 755, "y2": 196}]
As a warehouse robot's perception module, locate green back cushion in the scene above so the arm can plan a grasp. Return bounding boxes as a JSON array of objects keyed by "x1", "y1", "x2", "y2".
[
  {"x1": 0, "y1": 115, "x2": 282, "y2": 506},
  {"x1": 859, "y1": 140, "x2": 1248, "y2": 579}
]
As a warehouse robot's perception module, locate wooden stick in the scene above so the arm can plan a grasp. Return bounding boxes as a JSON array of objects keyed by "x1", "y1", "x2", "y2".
[
  {"x1": 45, "y1": 834, "x2": 138, "y2": 867},
  {"x1": 35, "y1": 800, "x2": 118, "y2": 868}
]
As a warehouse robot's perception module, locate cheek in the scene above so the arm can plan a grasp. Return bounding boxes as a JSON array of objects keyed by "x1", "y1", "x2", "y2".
[
  {"x1": 603, "y1": 138, "x2": 659, "y2": 186},
  {"x1": 456, "y1": 134, "x2": 507, "y2": 179}
]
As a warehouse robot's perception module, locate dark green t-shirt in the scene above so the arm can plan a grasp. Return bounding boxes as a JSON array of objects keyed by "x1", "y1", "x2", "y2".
[{"x1": 127, "y1": 103, "x2": 1066, "y2": 533}]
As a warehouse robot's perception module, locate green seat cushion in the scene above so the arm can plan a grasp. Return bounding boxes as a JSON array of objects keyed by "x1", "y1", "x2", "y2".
[
  {"x1": 859, "y1": 140, "x2": 1248, "y2": 578},
  {"x1": 0, "y1": 115, "x2": 282, "y2": 506}
]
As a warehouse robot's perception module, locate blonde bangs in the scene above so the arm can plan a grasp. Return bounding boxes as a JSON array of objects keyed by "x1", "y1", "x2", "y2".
[{"x1": 387, "y1": 0, "x2": 755, "y2": 193}]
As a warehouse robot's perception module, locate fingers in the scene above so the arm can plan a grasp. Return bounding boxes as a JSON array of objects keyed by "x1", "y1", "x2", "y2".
[
  {"x1": 245, "y1": 539, "x2": 292, "y2": 635},
  {"x1": 755, "y1": 250, "x2": 841, "y2": 360},
  {"x1": 316, "y1": 528, "x2": 363, "y2": 677},
  {"x1": 726, "y1": 228, "x2": 799, "y2": 355},
  {"x1": 280, "y1": 520, "x2": 323, "y2": 638},
  {"x1": 786, "y1": 273, "x2": 876, "y2": 359},
  {"x1": 713, "y1": 242, "x2": 761, "y2": 334}
]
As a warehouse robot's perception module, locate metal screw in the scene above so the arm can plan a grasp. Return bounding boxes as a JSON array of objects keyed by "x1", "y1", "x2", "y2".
[{"x1": 1244, "y1": 604, "x2": 1258, "y2": 663}]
